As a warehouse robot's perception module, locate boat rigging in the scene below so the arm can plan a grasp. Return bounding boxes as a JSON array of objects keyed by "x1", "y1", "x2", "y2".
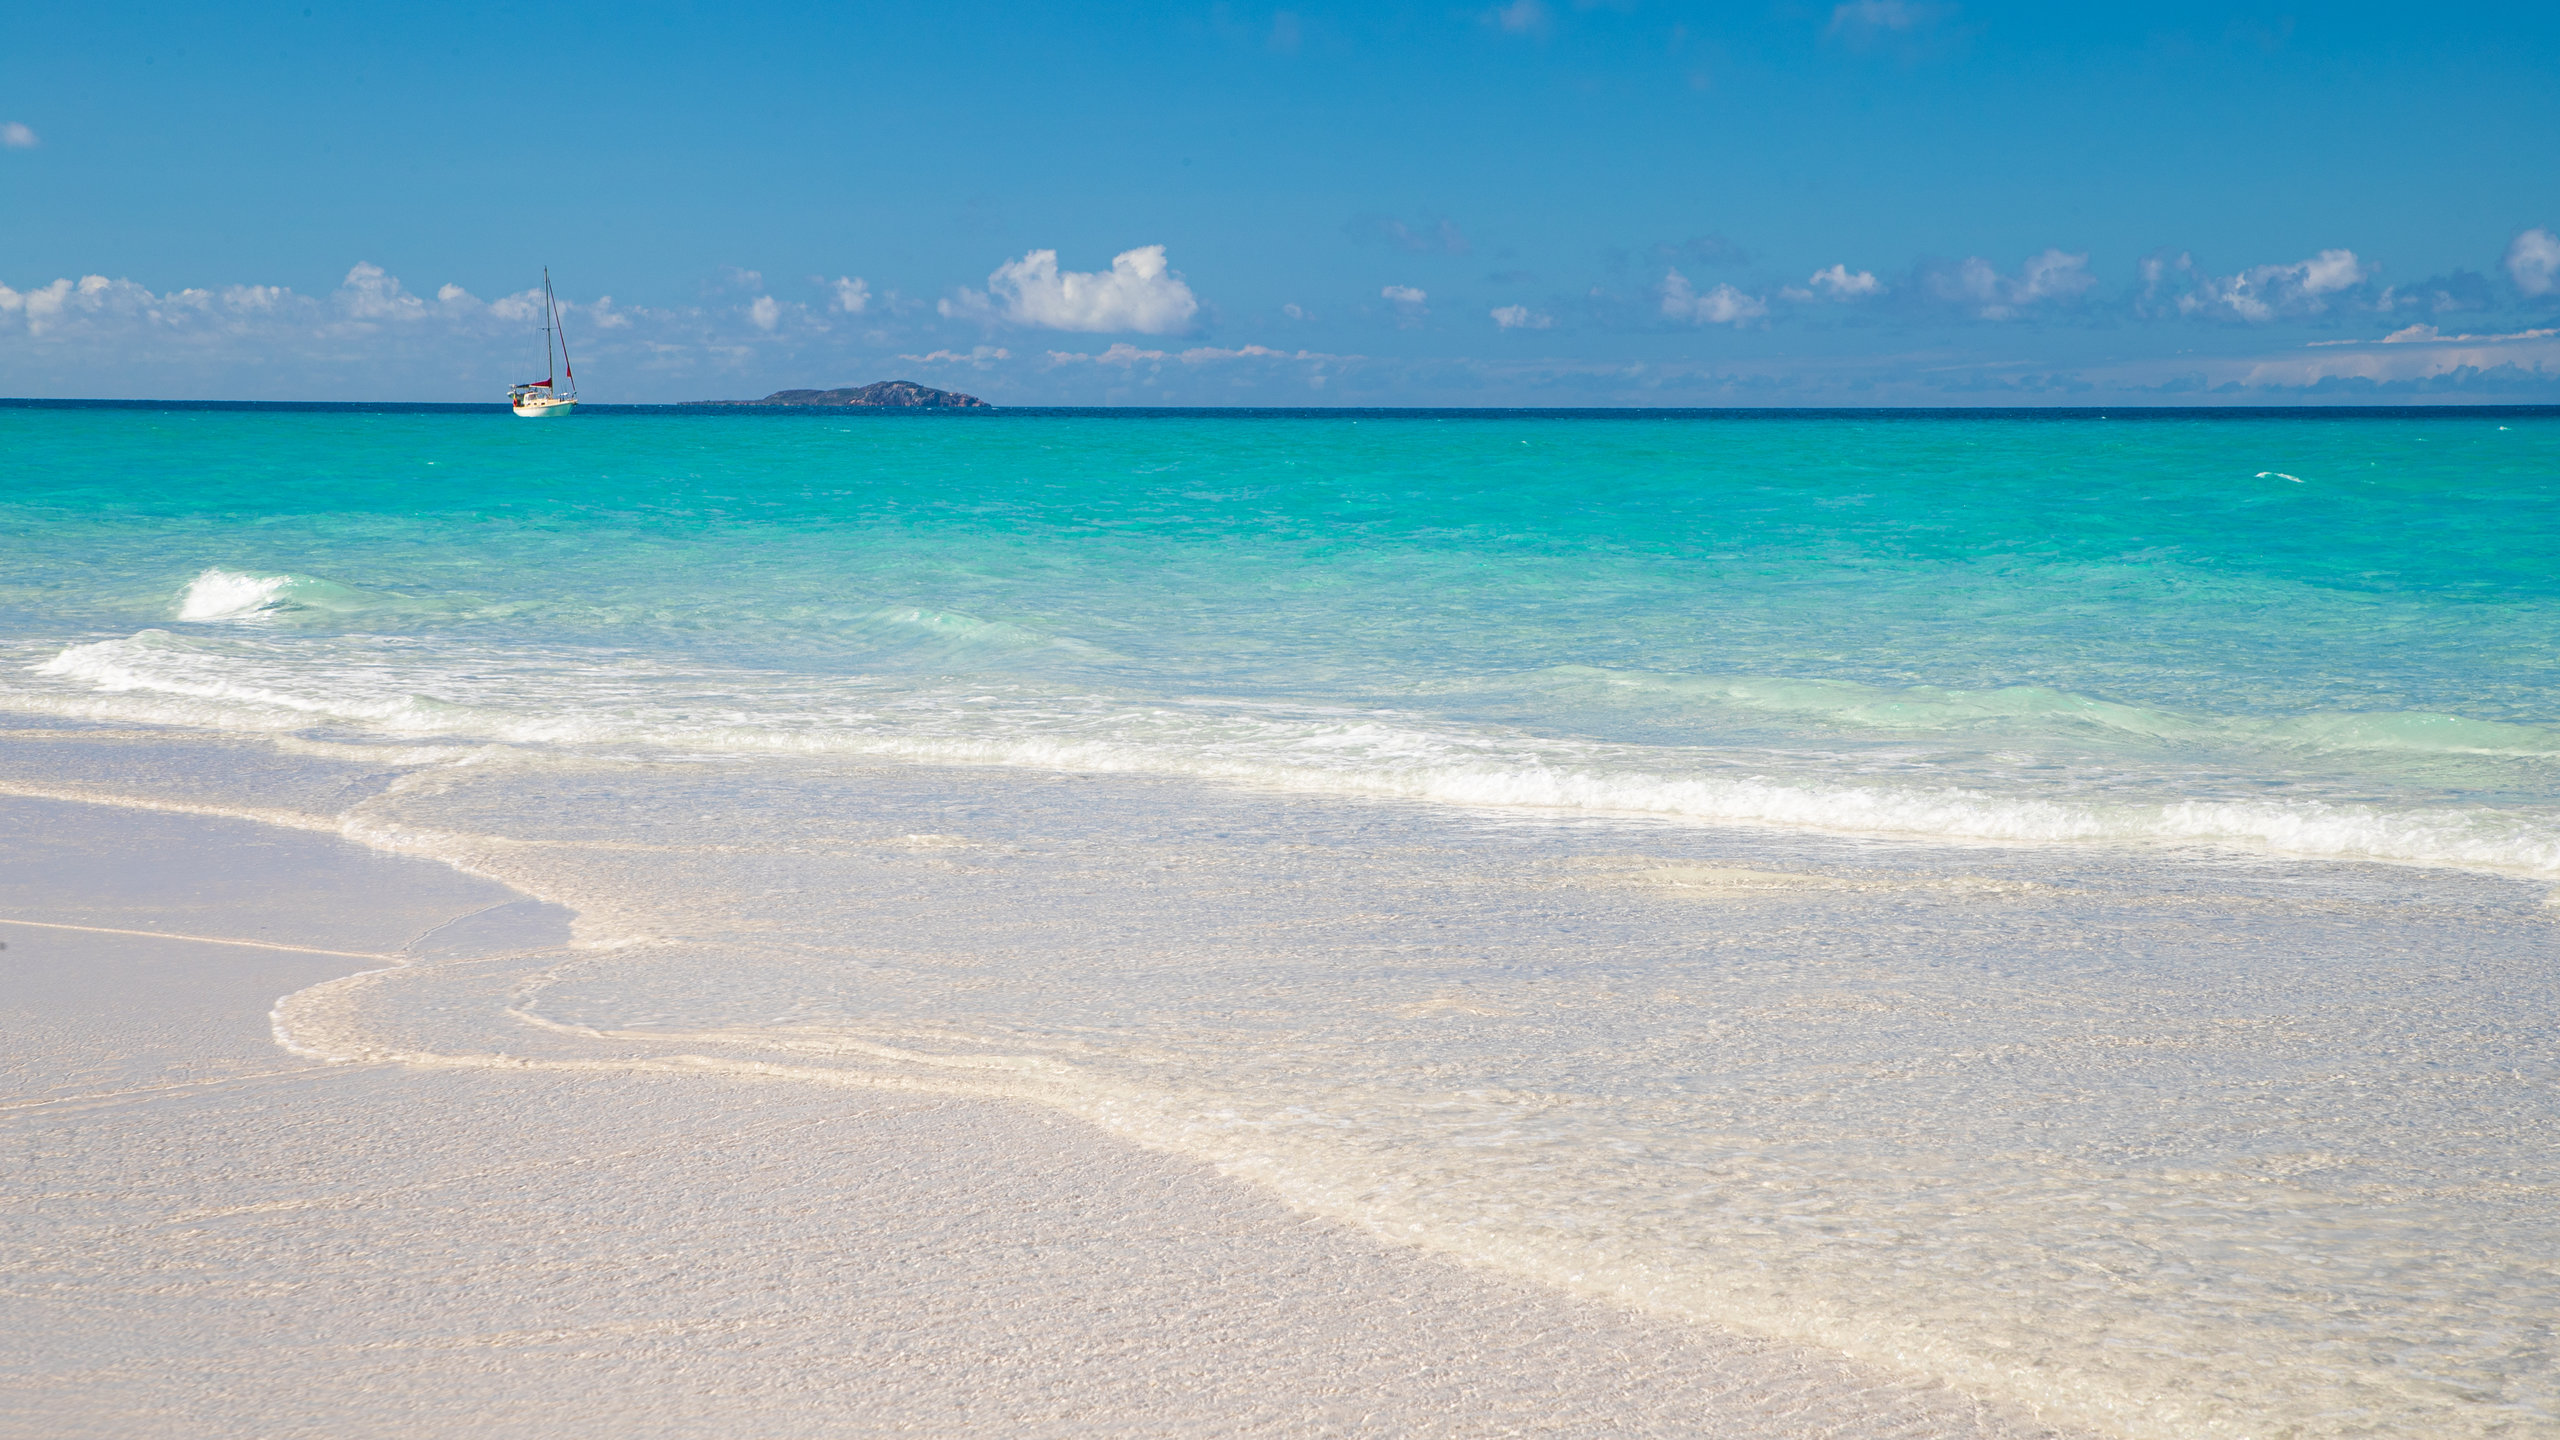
[{"x1": 508, "y1": 269, "x2": 579, "y2": 417}]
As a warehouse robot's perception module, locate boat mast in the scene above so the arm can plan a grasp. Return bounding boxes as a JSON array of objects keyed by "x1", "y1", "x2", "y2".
[
  {"x1": 553, "y1": 269, "x2": 576, "y2": 398},
  {"x1": 543, "y1": 268, "x2": 558, "y2": 387}
]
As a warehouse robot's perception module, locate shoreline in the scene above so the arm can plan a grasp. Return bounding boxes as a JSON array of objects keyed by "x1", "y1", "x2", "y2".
[{"x1": 0, "y1": 786, "x2": 2080, "y2": 1438}]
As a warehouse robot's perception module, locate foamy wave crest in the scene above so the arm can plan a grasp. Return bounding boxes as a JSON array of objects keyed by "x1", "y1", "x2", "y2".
[
  {"x1": 1369, "y1": 766, "x2": 2560, "y2": 876},
  {"x1": 33, "y1": 633, "x2": 455, "y2": 727},
  {"x1": 17, "y1": 631, "x2": 2560, "y2": 880},
  {"x1": 176, "y1": 568, "x2": 294, "y2": 621},
  {"x1": 173, "y1": 567, "x2": 375, "y2": 624}
]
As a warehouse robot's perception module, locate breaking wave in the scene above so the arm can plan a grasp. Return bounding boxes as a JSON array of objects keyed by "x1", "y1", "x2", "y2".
[
  {"x1": 173, "y1": 567, "x2": 375, "y2": 624},
  {"x1": 22, "y1": 630, "x2": 2560, "y2": 879}
]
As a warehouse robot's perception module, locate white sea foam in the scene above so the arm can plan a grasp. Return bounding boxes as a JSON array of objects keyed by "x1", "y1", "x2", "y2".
[
  {"x1": 171, "y1": 566, "x2": 381, "y2": 625},
  {"x1": 21, "y1": 630, "x2": 2560, "y2": 879},
  {"x1": 175, "y1": 568, "x2": 297, "y2": 622}
]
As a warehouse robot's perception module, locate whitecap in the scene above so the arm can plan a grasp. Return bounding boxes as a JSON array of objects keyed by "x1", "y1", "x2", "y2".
[{"x1": 175, "y1": 568, "x2": 297, "y2": 622}]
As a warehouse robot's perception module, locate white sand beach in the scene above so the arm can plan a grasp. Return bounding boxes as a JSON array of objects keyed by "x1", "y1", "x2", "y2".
[{"x1": 0, "y1": 791, "x2": 2079, "y2": 1438}]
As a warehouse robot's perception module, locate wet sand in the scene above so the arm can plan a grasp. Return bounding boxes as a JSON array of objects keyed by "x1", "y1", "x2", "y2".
[{"x1": 0, "y1": 793, "x2": 2077, "y2": 1438}]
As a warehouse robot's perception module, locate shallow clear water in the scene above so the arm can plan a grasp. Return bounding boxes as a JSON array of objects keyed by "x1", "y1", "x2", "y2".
[{"x1": 6, "y1": 405, "x2": 2557, "y2": 1436}]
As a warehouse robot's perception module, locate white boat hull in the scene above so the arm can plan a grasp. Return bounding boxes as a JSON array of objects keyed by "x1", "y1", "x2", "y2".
[{"x1": 511, "y1": 396, "x2": 578, "y2": 417}]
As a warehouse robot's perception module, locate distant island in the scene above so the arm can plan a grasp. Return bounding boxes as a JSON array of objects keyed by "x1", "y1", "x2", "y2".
[{"x1": 689, "y1": 380, "x2": 990, "y2": 409}]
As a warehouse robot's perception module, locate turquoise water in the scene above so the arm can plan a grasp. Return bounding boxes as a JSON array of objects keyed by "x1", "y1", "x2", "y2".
[
  {"x1": 7, "y1": 405, "x2": 2559, "y2": 1437},
  {"x1": 9, "y1": 407, "x2": 2560, "y2": 865}
]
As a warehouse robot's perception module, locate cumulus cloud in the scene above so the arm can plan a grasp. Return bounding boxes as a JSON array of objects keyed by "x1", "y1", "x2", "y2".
[
  {"x1": 2375, "y1": 270, "x2": 2494, "y2": 316},
  {"x1": 1659, "y1": 270, "x2": 1767, "y2": 325},
  {"x1": 829, "y1": 276, "x2": 871, "y2": 314},
  {"x1": 2, "y1": 122, "x2": 36, "y2": 149},
  {"x1": 1482, "y1": 0, "x2": 1550, "y2": 36},
  {"x1": 1806, "y1": 263, "x2": 1884, "y2": 299},
  {"x1": 2507, "y1": 228, "x2": 2560, "y2": 298},
  {"x1": 1491, "y1": 305, "x2": 1553, "y2": 330},
  {"x1": 943, "y1": 245, "x2": 1199, "y2": 334},
  {"x1": 0, "y1": 260, "x2": 912, "y2": 400},
  {"x1": 2154, "y1": 248, "x2": 2370, "y2": 322},
  {"x1": 748, "y1": 295, "x2": 781, "y2": 331},
  {"x1": 1924, "y1": 249, "x2": 2094, "y2": 319},
  {"x1": 1382, "y1": 285, "x2": 1429, "y2": 326},
  {"x1": 0, "y1": 265, "x2": 539, "y2": 352},
  {"x1": 337, "y1": 262, "x2": 431, "y2": 321}
]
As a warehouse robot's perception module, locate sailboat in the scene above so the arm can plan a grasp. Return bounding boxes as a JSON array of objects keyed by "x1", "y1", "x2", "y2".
[{"x1": 508, "y1": 269, "x2": 579, "y2": 417}]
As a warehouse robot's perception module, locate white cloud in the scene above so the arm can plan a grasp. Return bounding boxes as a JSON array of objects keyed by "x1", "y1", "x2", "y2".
[
  {"x1": 1179, "y1": 344, "x2": 1329, "y2": 362},
  {"x1": 1807, "y1": 263, "x2": 1884, "y2": 299},
  {"x1": 1490, "y1": 305, "x2": 1552, "y2": 330},
  {"x1": 0, "y1": 264, "x2": 515, "y2": 344},
  {"x1": 337, "y1": 262, "x2": 431, "y2": 321},
  {"x1": 2296, "y1": 249, "x2": 2366, "y2": 296},
  {"x1": 487, "y1": 288, "x2": 543, "y2": 323},
  {"x1": 898, "y1": 345, "x2": 1012, "y2": 368},
  {"x1": 1049, "y1": 341, "x2": 1170, "y2": 367},
  {"x1": 2016, "y1": 249, "x2": 2095, "y2": 301},
  {"x1": 2, "y1": 122, "x2": 36, "y2": 149},
  {"x1": 2204, "y1": 328, "x2": 2560, "y2": 390},
  {"x1": 1928, "y1": 249, "x2": 2094, "y2": 319},
  {"x1": 1382, "y1": 285, "x2": 1429, "y2": 327},
  {"x1": 1482, "y1": 0, "x2": 1550, "y2": 35},
  {"x1": 1046, "y1": 342, "x2": 1349, "y2": 368},
  {"x1": 945, "y1": 245, "x2": 1199, "y2": 334},
  {"x1": 2307, "y1": 323, "x2": 2559, "y2": 347},
  {"x1": 1659, "y1": 270, "x2": 1767, "y2": 326},
  {"x1": 829, "y1": 276, "x2": 871, "y2": 314},
  {"x1": 2507, "y1": 228, "x2": 2560, "y2": 297},
  {"x1": 0, "y1": 261, "x2": 1035, "y2": 399},
  {"x1": 2168, "y1": 248, "x2": 2370, "y2": 322},
  {"x1": 748, "y1": 295, "x2": 781, "y2": 331},
  {"x1": 1282, "y1": 302, "x2": 1309, "y2": 321}
]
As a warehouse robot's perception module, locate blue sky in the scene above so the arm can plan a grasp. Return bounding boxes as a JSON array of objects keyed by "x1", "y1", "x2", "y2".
[{"x1": 4, "y1": 1, "x2": 2557, "y2": 404}]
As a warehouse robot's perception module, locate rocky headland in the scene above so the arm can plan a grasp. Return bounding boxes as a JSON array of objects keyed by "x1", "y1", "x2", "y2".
[{"x1": 692, "y1": 380, "x2": 991, "y2": 409}]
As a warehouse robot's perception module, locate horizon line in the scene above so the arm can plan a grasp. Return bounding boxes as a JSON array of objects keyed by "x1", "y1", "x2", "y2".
[{"x1": 8, "y1": 397, "x2": 2560, "y2": 420}]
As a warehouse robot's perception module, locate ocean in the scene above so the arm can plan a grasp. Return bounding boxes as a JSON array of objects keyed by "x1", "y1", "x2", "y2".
[{"x1": 5, "y1": 403, "x2": 2556, "y2": 1437}]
